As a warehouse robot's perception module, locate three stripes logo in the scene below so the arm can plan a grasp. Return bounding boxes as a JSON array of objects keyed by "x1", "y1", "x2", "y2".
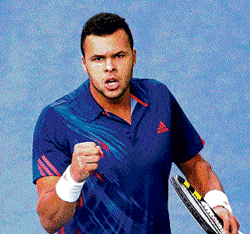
[
  {"x1": 157, "y1": 121, "x2": 169, "y2": 134},
  {"x1": 37, "y1": 155, "x2": 61, "y2": 177}
]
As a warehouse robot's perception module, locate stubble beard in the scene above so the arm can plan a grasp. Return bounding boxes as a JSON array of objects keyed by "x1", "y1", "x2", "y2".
[
  {"x1": 89, "y1": 67, "x2": 133, "y2": 103},
  {"x1": 91, "y1": 78, "x2": 131, "y2": 103}
]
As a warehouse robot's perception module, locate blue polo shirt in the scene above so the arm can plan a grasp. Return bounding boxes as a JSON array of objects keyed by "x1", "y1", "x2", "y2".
[{"x1": 33, "y1": 78, "x2": 204, "y2": 234}]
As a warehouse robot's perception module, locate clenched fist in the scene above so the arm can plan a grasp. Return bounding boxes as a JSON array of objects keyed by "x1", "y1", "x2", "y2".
[{"x1": 70, "y1": 142, "x2": 103, "y2": 183}]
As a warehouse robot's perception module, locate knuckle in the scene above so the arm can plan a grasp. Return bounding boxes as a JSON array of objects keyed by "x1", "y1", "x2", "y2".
[
  {"x1": 225, "y1": 213, "x2": 231, "y2": 221},
  {"x1": 82, "y1": 148, "x2": 94, "y2": 156},
  {"x1": 74, "y1": 142, "x2": 97, "y2": 151},
  {"x1": 89, "y1": 156, "x2": 100, "y2": 164},
  {"x1": 82, "y1": 142, "x2": 96, "y2": 148},
  {"x1": 91, "y1": 156, "x2": 100, "y2": 163},
  {"x1": 93, "y1": 148, "x2": 100, "y2": 155},
  {"x1": 73, "y1": 146, "x2": 84, "y2": 155},
  {"x1": 83, "y1": 148, "x2": 100, "y2": 156}
]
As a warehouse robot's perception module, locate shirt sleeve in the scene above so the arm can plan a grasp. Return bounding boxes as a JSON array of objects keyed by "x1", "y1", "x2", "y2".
[
  {"x1": 32, "y1": 106, "x2": 72, "y2": 184},
  {"x1": 168, "y1": 90, "x2": 205, "y2": 165}
]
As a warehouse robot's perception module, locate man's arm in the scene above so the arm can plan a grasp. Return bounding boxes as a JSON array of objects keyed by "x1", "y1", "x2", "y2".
[
  {"x1": 178, "y1": 153, "x2": 240, "y2": 234},
  {"x1": 36, "y1": 176, "x2": 76, "y2": 233},
  {"x1": 178, "y1": 153, "x2": 223, "y2": 197},
  {"x1": 36, "y1": 142, "x2": 102, "y2": 233}
]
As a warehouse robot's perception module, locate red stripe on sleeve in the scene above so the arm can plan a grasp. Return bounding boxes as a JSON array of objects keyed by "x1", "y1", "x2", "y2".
[
  {"x1": 41, "y1": 155, "x2": 61, "y2": 176},
  {"x1": 37, "y1": 164, "x2": 46, "y2": 177},
  {"x1": 38, "y1": 159, "x2": 54, "y2": 176},
  {"x1": 200, "y1": 137, "x2": 205, "y2": 146}
]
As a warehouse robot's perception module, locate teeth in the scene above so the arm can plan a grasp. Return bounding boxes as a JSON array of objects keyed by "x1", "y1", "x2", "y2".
[
  {"x1": 105, "y1": 78, "x2": 119, "y2": 90},
  {"x1": 107, "y1": 78, "x2": 117, "y2": 83}
]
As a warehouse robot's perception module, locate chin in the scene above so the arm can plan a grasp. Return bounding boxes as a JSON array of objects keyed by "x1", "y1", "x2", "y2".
[{"x1": 104, "y1": 91, "x2": 125, "y2": 101}]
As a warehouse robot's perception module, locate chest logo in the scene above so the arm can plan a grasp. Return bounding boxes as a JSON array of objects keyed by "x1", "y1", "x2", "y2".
[{"x1": 157, "y1": 121, "x2": 169, "y2": 134}]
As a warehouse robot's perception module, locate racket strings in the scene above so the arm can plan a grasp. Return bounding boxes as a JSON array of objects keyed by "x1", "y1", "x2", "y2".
[
  {"x1": 171, "y1": 176, "x2": 223, "y2": 234},
  {"x1": 200, "y1": 201, "x2": 224, "y2": 232},
  {"x1": 186, "y1": 185, "x2": 223, "y2": 234},
  {"x1": 186, "y1": 187, "x2": 222, "y2": 233},
  {"x1": 171, "y1": 176, "x2": 243, "y2": 234}
]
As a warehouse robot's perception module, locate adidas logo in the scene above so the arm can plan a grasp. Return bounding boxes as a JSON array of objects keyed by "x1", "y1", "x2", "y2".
[{"x1": 157, "y1": 121, "x2": 169, "y2": 134}]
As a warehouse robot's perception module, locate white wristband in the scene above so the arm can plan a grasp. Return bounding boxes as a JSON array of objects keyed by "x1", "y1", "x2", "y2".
[
  {"x1": 56, "y1": 165, "x2": 85, "y2": 202},
  {"x1": 204, "y1": 190, "x2": 233, "y2": 213}
]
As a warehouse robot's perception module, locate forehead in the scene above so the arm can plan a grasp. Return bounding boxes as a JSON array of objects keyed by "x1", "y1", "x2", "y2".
[{"x1": 83, "y1": 29, "x2": 131, "y2": 56}]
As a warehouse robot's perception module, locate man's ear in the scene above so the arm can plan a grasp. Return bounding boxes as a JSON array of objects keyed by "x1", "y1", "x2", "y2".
[
  {"x1": 132, "y1": 49, "x2": 137, "y2": 67},
  {"x1": 81, "y1": 56, "x2": 87, "y2": 73}
]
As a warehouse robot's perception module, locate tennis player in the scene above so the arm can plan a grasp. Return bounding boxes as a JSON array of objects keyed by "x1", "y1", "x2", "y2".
[{"x1": 33, "y1": 12, "x2": 240, "y2": 233}]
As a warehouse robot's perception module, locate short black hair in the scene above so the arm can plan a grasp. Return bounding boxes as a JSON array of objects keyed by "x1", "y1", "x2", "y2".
[{"x1": 80, "y1": 12, "x2": 134, "y2": 56}]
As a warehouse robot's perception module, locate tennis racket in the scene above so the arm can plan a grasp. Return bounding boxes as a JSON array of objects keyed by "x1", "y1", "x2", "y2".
[{"x1": 170, "y1": 175, "x2": 243, "y2": 234}]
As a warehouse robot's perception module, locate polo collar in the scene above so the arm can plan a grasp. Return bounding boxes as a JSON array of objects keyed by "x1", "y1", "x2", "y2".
[
  {"x1": 130, "y1": 78, "x2": 149, "y2": 107},
  {"x1": 74, "y1": 80, "x2": 104, "y2": 122},
  {"x1": 75, "y1": 78, "x2": 149, "y2": 122}
]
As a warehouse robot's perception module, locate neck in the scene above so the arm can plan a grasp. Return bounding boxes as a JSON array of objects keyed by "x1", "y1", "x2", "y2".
[
  {"x1": 104, "y1": 92, "x2": 131, "y2": 110},
  {"x1": 105, "y1": 93, "x2": 132, "y2": 124},
  {"x1": 92, "y1": 87, "x2": 132, "y2": 124}
]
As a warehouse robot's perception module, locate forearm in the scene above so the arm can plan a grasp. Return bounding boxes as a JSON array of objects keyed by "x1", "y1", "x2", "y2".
[
  {"x1": 35, "y1": 143, "x2": 102, "y2": 233},
  {"x1": 179, "y1": 154, "x2": 240, "y2": 233},
  {"x1": 179, "y1": 154, "x2": 224, "y2": 197},
  {"x1": 37, "y1": 189, "x2": 76, "y2": 233}
]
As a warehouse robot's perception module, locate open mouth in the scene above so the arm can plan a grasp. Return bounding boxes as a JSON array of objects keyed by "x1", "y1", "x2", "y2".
[{"x1": 104, "y1": 77, "x2": 119, "y2": 90}]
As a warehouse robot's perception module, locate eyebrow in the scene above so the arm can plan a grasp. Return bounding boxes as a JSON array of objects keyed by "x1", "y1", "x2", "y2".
[
  {"x1": 114, "y1": 50, "x2": 127, "y2": 55},
  {"x1": 91, "y1": 54, "x2": 105, "y2": 59},
  {"x1": 90, "y1": 50, "x2": 127, "y2": 59}
]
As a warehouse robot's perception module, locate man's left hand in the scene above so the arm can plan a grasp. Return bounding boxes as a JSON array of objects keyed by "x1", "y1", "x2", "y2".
[{"x1": 213, "y1": 206, "x2": 240, "y2": 234}]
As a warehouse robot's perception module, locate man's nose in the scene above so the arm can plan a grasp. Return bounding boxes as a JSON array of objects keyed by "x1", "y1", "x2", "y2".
[{"x1": 105, "y1": 58, "x2": 116, "y2": 72}]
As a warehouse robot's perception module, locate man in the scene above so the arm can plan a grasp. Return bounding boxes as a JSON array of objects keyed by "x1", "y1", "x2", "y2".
[{"x1": 33, "y1": 13, "x2": 239, "y2": 233}]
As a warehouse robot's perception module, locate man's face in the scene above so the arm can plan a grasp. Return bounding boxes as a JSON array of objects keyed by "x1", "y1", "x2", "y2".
[{"x1": 82, "y1": 29, "x2": 136, "y2": 105}]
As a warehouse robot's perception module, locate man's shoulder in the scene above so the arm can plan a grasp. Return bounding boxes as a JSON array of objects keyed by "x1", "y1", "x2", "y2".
[
  {"x1": 38, "y1": 82, "x2": 89, "y2": 124},
  {"x1": 49, "y1": 82, "x2": 87, "y2": 109}
]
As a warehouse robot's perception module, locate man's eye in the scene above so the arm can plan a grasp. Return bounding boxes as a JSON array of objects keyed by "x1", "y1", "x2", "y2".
[
  {"x1": 115, "y1": 54, "x2": 125, "y2": 58},
  {"x1": 93, "y1": 57, "x2": 103, "y2": 61}
]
